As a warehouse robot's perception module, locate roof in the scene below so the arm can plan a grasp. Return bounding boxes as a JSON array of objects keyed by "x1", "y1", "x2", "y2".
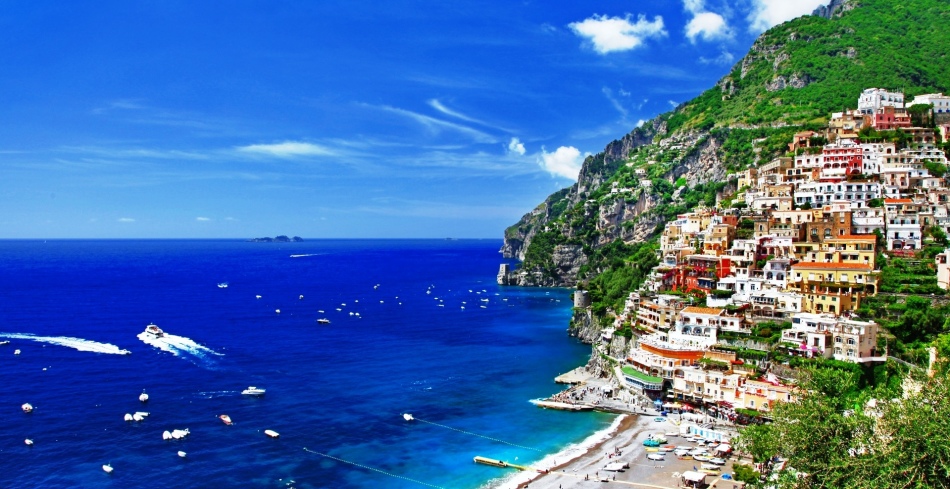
[
  {"x1": 884, "y1": 198, "x2": 913, "y2": 204},
  {"x1": 682, "y1": 306, "x2": 724, "y2": 316},
  {"x1": 791, "y1": 262, "x2": 872, "y2": 270},
  {"x1": 828, "y1": 234, "x2": 877, "y2": 241}
]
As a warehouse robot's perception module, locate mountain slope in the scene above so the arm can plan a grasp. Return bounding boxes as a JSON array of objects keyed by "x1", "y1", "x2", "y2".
[{"x1": 501, "y1": 0, "x2": 950, "y2": 289}]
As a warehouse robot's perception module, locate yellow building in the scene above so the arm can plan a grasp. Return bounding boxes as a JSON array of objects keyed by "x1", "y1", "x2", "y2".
[
  {"x1": 801, "y1": 235, "x2": 878, "y2": 268},
  {"x1": 788, "y1": 262, "x2": 878, "y2": 315}
]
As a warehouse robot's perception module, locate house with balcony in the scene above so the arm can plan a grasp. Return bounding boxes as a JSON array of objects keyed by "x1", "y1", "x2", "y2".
[
  {"x1": 787, "y1": 262, "x2": 878, "y2": 314},
  {"x1": 780, "y1": 313, "x2": 881, "y2": 363},
  {"x1": 884, "y1": 198, "x2": 923, "y2": 250}
]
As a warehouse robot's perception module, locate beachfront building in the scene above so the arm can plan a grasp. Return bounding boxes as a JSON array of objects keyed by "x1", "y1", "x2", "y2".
[{"x1": 668, "y1": 307, "x2": 734, "y2": 349}]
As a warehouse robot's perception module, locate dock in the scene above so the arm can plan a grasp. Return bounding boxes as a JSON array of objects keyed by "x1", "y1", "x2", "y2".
[
  {"x1": 530, "y1": 399, "x2": 595, "y2": 411},
  {"x1": 473, "y1": 456, "x2": 528, "y2": 471}
]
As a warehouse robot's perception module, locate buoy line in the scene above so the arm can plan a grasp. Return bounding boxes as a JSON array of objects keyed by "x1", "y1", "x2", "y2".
[
  {"x1": 302, "y1": 448, "x2": 447, "y2": 489},
  {"x1": 412, "y1": 417, "x2": 542, "y2": 452}
]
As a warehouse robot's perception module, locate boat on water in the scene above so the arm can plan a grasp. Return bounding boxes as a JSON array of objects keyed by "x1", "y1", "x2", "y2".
[
  {"x1": 217, "y1": 282, "x2": 229, "y2": 289},
  {"x1": 102, "y1": 464, "x2": 113, "y2": 474},
  {"x1": 402, "y1": 413, "x2": 414, "y2": 421},
  {"x1": 316, "y1": 318, "x2": 331, "y2": 325},
  {"x1": 139, "y1": 390, "x2": 149, "y2": 402},
  {"x1": 178, "y1": 451, "x2": 187, "y2": 458},
  {"x1": 219, "y1": 414, "x2": 233, "y2": 425},
  {"x1": 144, "y1": 324, "x2": 164, "y2": 338},
  {"x1": 242, "y1": 386, "x2": 266, "y2": 396},
  {"x1": 0, "y1": 340, "x2": 9, "y2": 346},
  {"x1": 21, "y1": 403, "x2": 33, "y2": 413},
  {"x1": 14, "y1": 349, "x2": 21, "y2": 355},
  {"x1": 264, "y1": 429, "x2": 280, "y2": 438},
  {"x1": 25, "y1": 439, "x2": 33, "y2": 446}
]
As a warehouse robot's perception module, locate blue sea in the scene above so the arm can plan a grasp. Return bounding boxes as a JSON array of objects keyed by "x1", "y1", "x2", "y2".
[{"x1": 0, "y1": 240, "x2": 614, "y2": 489}]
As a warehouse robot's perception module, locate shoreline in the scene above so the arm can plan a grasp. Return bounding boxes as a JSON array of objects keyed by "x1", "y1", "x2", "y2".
[{"x1": 484, "y1": 414, "x2": 645, "y2": 489}]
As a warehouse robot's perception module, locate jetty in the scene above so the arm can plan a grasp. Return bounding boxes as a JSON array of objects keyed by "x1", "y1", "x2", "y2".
[
  {"x1": 473, "y1": 456, "x2": 529, "y2": 471},
  {"x1": 530, "y1": 399, "x2": 594, "y2": 411}
]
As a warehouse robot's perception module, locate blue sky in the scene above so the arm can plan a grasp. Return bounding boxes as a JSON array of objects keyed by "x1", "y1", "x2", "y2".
[{"x1": 1, "y1": 0, "x2": 826, "y2": 239}]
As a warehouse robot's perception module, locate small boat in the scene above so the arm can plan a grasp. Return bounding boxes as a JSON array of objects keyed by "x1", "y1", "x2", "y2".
[
  {"x1": 139, "y1": 390, "x2": 149, "y2": 402},
  {"x1": 242, "y1": 386, "x2": 266, "y2": 396},
  {"x1": 217, "y1": 282, "x2": 229, "y2": 289},
  {"x1": 24, "y1": 439, "x2": 33, "y2": 446},
  {"x1": 171, "y1": 429, "x2": 190, "y2": 439},
  {"x1": 403, "y1": 413, "x2": 414, "y2": 421},
  {"x1": 163, "y1": 431, "x2": 172, "y2": 440},
  {"x1": 264, "y1": 429, "x2": 280, "y2": 438},
  {"x1": 144, "y1": 323, "x2": 164, "y2": 338},
  {"x1": 0, "y1": 340, "x2": 9, "y2": 346},
  {"x1": 317, "y1": 318, "x2": 330, "y2": 324},
  {"x1": 124, "y1": 413, "x2": 134, "y2": 422},
  {"x1": 21, "y1": 403, "x2": 33, "y2": 413},
  {"x1": 256, "y1": 295, "x2": 262, "y2": 299},
  {"x1": 299, "y1": 295, "x2": 304, "y2": 300},
  {"x1": 646, "y1": 453, "x2": 665, "y2": 461},
  {"x1": 133, "y1": 412, "x2": 149, "y2": 421},
  {"x1": 275, "y1": 309, "x2": 280, "y2": 314},
  {"x1": 102, "y1": 464, "x2": 114, "y2": 474},
  {"x1": 14, "y1": 349, "x2": 21, "y2": 355},
  {"x1": 219, "y1": 414, "x2": 233, "y2": 425},
  {"x1": 178, "y1": 451, "x2": 187, "y2": 458}
]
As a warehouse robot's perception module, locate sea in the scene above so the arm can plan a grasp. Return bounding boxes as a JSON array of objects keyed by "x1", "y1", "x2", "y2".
[{"x1": 0, "y1": 239, "x2": 616, "y2": 489}]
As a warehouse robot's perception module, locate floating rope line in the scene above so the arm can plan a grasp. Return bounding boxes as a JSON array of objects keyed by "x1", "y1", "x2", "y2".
[
  {"x1": 411, "y1": 417, "x2": 542, "y2": 452},
  {"x1": 302, "y1": 448, "x2": 447, "y2": 489}
]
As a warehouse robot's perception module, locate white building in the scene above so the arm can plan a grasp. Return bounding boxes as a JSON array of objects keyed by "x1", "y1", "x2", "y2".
[
  {"x1": 909, "y1": 92, "x2": 950, "y2": 113},
  {"x1": 783, "y1": 313, "x2": 881, "y2": 363},
  {"x1": 858, "y1": 88, "x2": 904, "y2": 115}
]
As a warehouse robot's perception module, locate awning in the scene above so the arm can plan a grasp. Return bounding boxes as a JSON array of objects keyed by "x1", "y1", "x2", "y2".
[
  {"x1": 716, "y1": 444, "x2": 732, "y2": 453},
  {"x1": 682, "y1": 470, "x2": 707, "y2": 483}
]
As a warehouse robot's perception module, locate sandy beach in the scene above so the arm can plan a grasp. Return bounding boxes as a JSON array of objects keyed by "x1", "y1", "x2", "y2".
[{"x1": 489, "y1": 412, "x2": 741, "y2": 489}]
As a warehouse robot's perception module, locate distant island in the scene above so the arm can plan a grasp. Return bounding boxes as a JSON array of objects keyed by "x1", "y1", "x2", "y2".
[{"x1": 247, "y1": 235, "x2": 304, "y2": 243}]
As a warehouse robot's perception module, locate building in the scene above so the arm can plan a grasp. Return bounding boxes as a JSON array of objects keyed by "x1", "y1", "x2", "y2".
[
  {"x1": 781, "y1": 313, "x2": 881, "y2": 363},
  {"x1": 787, "y1": 262, "x2": 878, "y2": 314},
  {"x1": 884, "y1": 198, "x2": 923, "y2": 250},
  {"x1": 858, "y1": 88, "x2": 904, "y2": 115},
  {"x1": 909, "y1": 93, "x2": 950, "y2": 113}
]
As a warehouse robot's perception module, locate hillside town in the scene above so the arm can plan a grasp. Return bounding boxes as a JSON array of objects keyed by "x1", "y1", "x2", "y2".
[{"x1": 579, "y1": 87, "x2": 950, "y2": 423}]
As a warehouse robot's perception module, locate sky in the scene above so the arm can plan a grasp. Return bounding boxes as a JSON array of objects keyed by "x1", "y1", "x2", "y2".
[{"x1": 0, "y1": 0, "x2": 827, "y2": 239}]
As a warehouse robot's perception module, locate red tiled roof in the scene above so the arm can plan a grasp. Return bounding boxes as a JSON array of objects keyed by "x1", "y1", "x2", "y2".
[
  {"x1": 884, "y1": 198, "x2": 913, "y2": 204},
  {"x1": 828, "y1": 235, "x2": 877, "y2": 241},
  {"x1": 791, "y1": 262, "x2": 872, "y2": 270}
]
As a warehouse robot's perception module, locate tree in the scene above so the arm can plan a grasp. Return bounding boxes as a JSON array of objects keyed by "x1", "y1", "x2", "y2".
[{"x1": 736, "y1": 366, "x2": 950, "y2": 488}]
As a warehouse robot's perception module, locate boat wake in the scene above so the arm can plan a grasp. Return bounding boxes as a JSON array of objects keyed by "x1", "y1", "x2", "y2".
[
  {"x1": 137, "y1": 332, "x2": 222, "y2": 366},
  {"x1": 289, "y1": 253, "x2": 323, "y2": 258},
  {"x1": 0, "y1": 333, "x2": 131, "y2": 355}
]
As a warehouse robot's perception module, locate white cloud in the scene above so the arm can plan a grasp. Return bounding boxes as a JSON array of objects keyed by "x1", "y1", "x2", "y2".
[
  {"x1": 237, "y1": 141, "x2": 334, "y2": 158},
  {"x1": 118, "y1": 217, "x2": 135, "y2": 222},
  {"x1": 602, "y1": 87, "x2": 629, "y2": 119},
  {"x1": 699, "y1": 48, "x2": 736, "y2": 65},
  {"x1": 538, "y1": 146, "x2": 585, "y2": 180},
  {"x1": 747, "y1": 0, "x2": 827, "y2": 32},
  {"x1": 196, "y1": 217, "x2": 211, "y2": 221},
  {"x1": 636, "y1": 119, "x2": 647, "y2": 128},
  {"x1": 686, "y1": 12, "x2": 730, "y2": 42},
  {"x1": 508, "y1": 137, "x2": 526, "y2": 156},
  {"x1": 375, "y1": 105, "x2": 497, "y2": 143},
  {"x1": 568, "y1": 14, "x2": 667, "y2": 54},
  {"x1": 668, "y1": 100, "x2": 679, "y2": 108},
  {"x1": 682, "y1": 0, "x2": 731, "y2": 43}
]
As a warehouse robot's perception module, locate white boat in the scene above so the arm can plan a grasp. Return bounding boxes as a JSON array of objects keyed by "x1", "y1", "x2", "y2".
[
  {"x1": 133, "y1": 412, "x2": 149, "y2": 422},
  {"x1": 264, "y1": 429, "x2": 280, "y2": 438},
  {"x1": 124, "y1": 413, "x2": 134, "y2": 422},
  {"x1": 21, "y1": 403, "x2": 33, "y2": 413},
  {"x1": 275, "y1": 309, "x2": 280, "y2": 314},
  {"x1": 171, "y1": 429, "x2": 190, "y2": 439},
  {"x1": 102, "y1": 464, "x2": 114, "y2": 474},
  {"x1": 24, "y1": 439, "x2": 33, "y2": 446},
  {"x1": 402, "y1": 413, "x2": 414, "y2": 421},
  {"x1": 242, "y1": 386, "x2": 266, "y2": 396},
  {"x1": 144, "y1": 323, "x2": 164, "y2": 338},
  {"x1": 14, "y1": 349, "x2": 21, "y2": 355},
  {"x1": 163, "y1": 431, "x2": 172, "y2": 440},
  {"x1": 178, "y1": 451, "x2": 187, "y2": 458},
  {"x1": 256, "y1": 295, "x2": 262, "y2": 299},
  {"x1": 139, "y1": 390, "x2": 149, "y2": 402},
  {"x1": 299, "y1": 295, "x2": 304, "y2": 300},
  {"x1": 317, "y1": 318, "x2": 330, "y2": 324},
  {"x1": 217, "y1": 282, "x2": 228, "y2": 289},
  {"x1": 646, "y1": 453, "x2": 665, "y2": 461},
  {"x1": 219, "y1": 414, "x2": 233, "y2": 425},
  {"x1": 0, "y1": 340, "x2": 9, "y2": 346}
]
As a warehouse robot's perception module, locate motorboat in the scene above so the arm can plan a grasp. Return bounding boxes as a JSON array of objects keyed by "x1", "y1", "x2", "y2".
[
  {"x1": 264, "y1": 429, "x2": 280, "y2": 438},
  {"x1": 256, "y1": 295, "x2": 262, "y2": 299},
  {"x1": 163, "y1": 431, "x2": 172, "y2": 440},
  {"x1": 102, "y1": 464, "x2": 114, "y2": 474},
  {"x1": 0, "y1": 340, "x2": 9, "y2": 346},
  {"x1": 217, "y1": 282, "x2": 229, "y2": 289},
  {"x1": 646, "y1": 453, "x2": 665, "y2": 461},
  {"x1": 317, "y1": 318, "x2": 330, "y2": 324},
  {"x1": 21, "y1": 403, "x2": 33, "y2": 413},
  {"x1": 144, "y1": 324, "x2": 164, "y2": 338},
  {"x1": 219, "y1": 414, "x2": 233, "y2": 425},
  {"x1": 275, "y1": 309, "x2": 280, "y2": 314},
  {"x1": 242, "y1": 386, "x2": 266, "y2": 396},
  {"x1": 299, "y1": 295, "x2": 304, "y2": 300},
  {"x1": 133, "y1": 412, "x2": 149, "y2": 421},
  {"x1": 24, "y1": 439, "x2": 33, "y2": 446},
  {"x1": 124, "y1": 413, "x2": 134, "y2": 422},
  {"x1": 139, "y1": 390, "x2": 149, "y2": 402},
  {"x1": 178, "y1": 451, "x2": 187, "y2": 458},
  {"x1": 171, "y1": 429, "x2": 190, "y2": 439},
  {"x1": 709, "y1": 457, "x2": 727, "y2": 465},
  {"x1": 14, "y1": 349, "x2": 21, "y2": 355},
  {"x1": 402, "y1": 413, "x2": 414, "y2": 421}
]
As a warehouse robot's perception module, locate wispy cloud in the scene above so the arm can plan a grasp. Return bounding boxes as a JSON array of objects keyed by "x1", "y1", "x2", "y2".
[
  {"x1": 538, "y1": 146, "x2": 586, "y2": 180},
  {"x1": 118, "y1": 217, "x2": 135, "y2": 222},
  {"x1": 196, "y1": 217, "x2": 211, "y2": 221},
  {"x1": 747, "y1": 0, "x2": 826, "y2": 33},
  {"x1": 569, "y1": 13, "x2": 667, "y2": 54},
  {"x1": 602, "y1": 87, "x2": 629, "y2": 119},
  {"x1": 699, "y1": 48, "x2": 736, "y2": 65},
  {"x1": 373, "y1": 104, "x2": 497, "y2": 144},
  {"x1": 237, "y1": 141, "x2": 335, "y2": 158},
  {"x1": 507, "y1": 137, "x2": 526, "y2": 156},
  {"x1": 683, "y1": 0, "x2": 732, "y2": 43}
]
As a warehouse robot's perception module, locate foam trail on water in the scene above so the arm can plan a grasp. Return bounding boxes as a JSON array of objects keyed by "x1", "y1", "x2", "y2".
[
  {"x1": 137, "y1": 332, "x2": 222, "y2": 357},
  {"x1": 0, "y1": 333, "x2": 131, "y2": 355}
]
